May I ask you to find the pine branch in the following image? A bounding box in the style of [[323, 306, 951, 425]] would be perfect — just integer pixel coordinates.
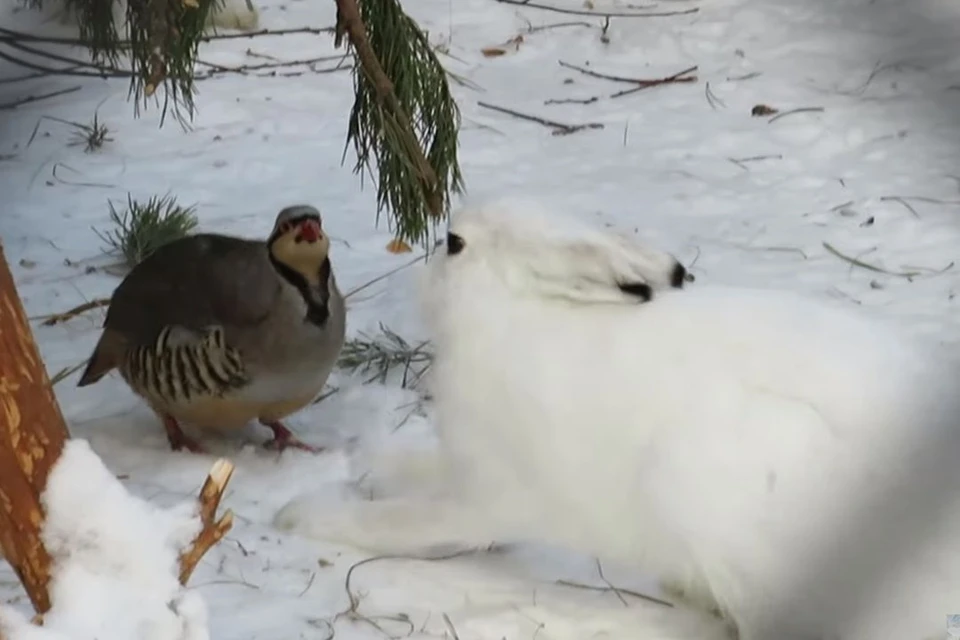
[[334, 0, 465, 247], [19, 0, 220, 125], [337, 323, 433, 388]]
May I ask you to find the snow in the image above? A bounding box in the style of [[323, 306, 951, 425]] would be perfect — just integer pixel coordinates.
[[0, 439, 208, 640], [2, 0, 960, 637]]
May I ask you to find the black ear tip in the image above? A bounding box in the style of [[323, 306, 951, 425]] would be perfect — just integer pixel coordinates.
[[671, 262, 688, 288]]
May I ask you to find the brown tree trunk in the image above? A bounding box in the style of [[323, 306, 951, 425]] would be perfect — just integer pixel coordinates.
[[0, 243, 70, 615]]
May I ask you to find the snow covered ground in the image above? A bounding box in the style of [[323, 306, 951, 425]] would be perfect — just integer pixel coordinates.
[[3, 0, 960, 637]]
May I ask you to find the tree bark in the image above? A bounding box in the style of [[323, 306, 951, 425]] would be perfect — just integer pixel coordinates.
[[0, 243, 70, 615]]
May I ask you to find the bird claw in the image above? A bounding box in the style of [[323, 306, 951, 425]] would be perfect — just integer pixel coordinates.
[[162, 415, 207, 454], [260, 420, 324, 454]]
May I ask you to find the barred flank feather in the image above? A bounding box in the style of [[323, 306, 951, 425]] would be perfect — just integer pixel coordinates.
[[121, 325, 248, 405]]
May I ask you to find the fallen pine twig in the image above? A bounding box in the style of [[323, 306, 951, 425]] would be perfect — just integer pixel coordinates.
[[478, 101, 604, 135], [493, 0, 698, 18], [179, 458, 235, 585], [37, 297, 110, 326], [767, 106, 825, 124], [822, 242, 921, 279], [0, 86, 82, 110]]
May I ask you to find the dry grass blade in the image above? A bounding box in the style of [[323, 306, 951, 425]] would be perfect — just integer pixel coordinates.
[[822, 242, 920, 278], [94, 193, 199, 269]]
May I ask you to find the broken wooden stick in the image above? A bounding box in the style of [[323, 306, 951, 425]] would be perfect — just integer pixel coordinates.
[[179, 458, 235, 585]]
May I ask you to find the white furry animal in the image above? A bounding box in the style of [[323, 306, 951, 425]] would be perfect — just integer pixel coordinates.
[[276, 198, 960, 640], [50, 0, 259, 34]]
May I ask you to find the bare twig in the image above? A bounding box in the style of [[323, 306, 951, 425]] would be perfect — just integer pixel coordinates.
[[727, 154, 782, 170], [526, 21, 594, 33], [822, 242, 920, 279], [0, 86, 82, 110], [544, 96, 598, 105], [0, 25, 333, 47], [194, 54, 353, 80], [767, 107, 825, 124], [493, 0, 699, 18], [343, 244, 439, 300], [478, 101, 604, 136], [337, 549, 481, 616], [555, 579, 674, 607], [558, 60, 648, 84], [37, 297, 110, 326], [609, 66, 697, 98], [555, 61, 698, 101], [50, 361, 88, 386]]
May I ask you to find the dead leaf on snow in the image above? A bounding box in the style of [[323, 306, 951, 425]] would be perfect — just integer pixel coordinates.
[[386, 238, 413, 254]]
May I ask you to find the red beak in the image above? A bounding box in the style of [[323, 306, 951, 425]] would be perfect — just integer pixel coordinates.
[[297, 219, 322, 243]]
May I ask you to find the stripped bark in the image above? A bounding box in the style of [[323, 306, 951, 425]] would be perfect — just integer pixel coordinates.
[[0, 244, 70, 614]]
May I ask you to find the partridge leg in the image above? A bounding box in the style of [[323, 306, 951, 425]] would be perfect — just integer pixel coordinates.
[[161, 414, 206, 454], [260, 419, 324, 453]]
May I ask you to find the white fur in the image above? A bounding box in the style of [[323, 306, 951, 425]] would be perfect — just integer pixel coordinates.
[[276, 197, 960, 640]]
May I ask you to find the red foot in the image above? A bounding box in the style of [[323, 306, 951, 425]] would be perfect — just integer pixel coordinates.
[[161, 415, 206, 454], [260, 420, 324, 453]]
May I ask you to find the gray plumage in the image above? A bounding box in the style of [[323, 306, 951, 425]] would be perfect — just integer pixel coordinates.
[[78, 205, 346, 453]]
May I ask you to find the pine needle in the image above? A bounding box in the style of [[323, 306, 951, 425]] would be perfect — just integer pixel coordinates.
[[342, 0, 465, 247], [337, 323, 433, 387], [95, 193, 198, 268], [55, 0, 219, 125]]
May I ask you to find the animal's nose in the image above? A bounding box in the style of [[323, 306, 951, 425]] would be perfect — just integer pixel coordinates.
[[447, 232, 465, 255], [671, 262, 691, 288]]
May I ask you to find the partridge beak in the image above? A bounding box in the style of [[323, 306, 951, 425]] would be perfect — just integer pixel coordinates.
[[296, 219, 322, 243]]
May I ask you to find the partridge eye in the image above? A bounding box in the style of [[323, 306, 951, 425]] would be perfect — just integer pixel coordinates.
[[447, 232, 465, 256], [280, 222, 293, 233]]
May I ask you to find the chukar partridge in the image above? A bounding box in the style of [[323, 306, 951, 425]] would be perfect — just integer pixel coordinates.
[[77, 205, 346, 454]]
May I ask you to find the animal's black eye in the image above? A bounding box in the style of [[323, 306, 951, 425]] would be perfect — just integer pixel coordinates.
[[447, 232, 465, 256]]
